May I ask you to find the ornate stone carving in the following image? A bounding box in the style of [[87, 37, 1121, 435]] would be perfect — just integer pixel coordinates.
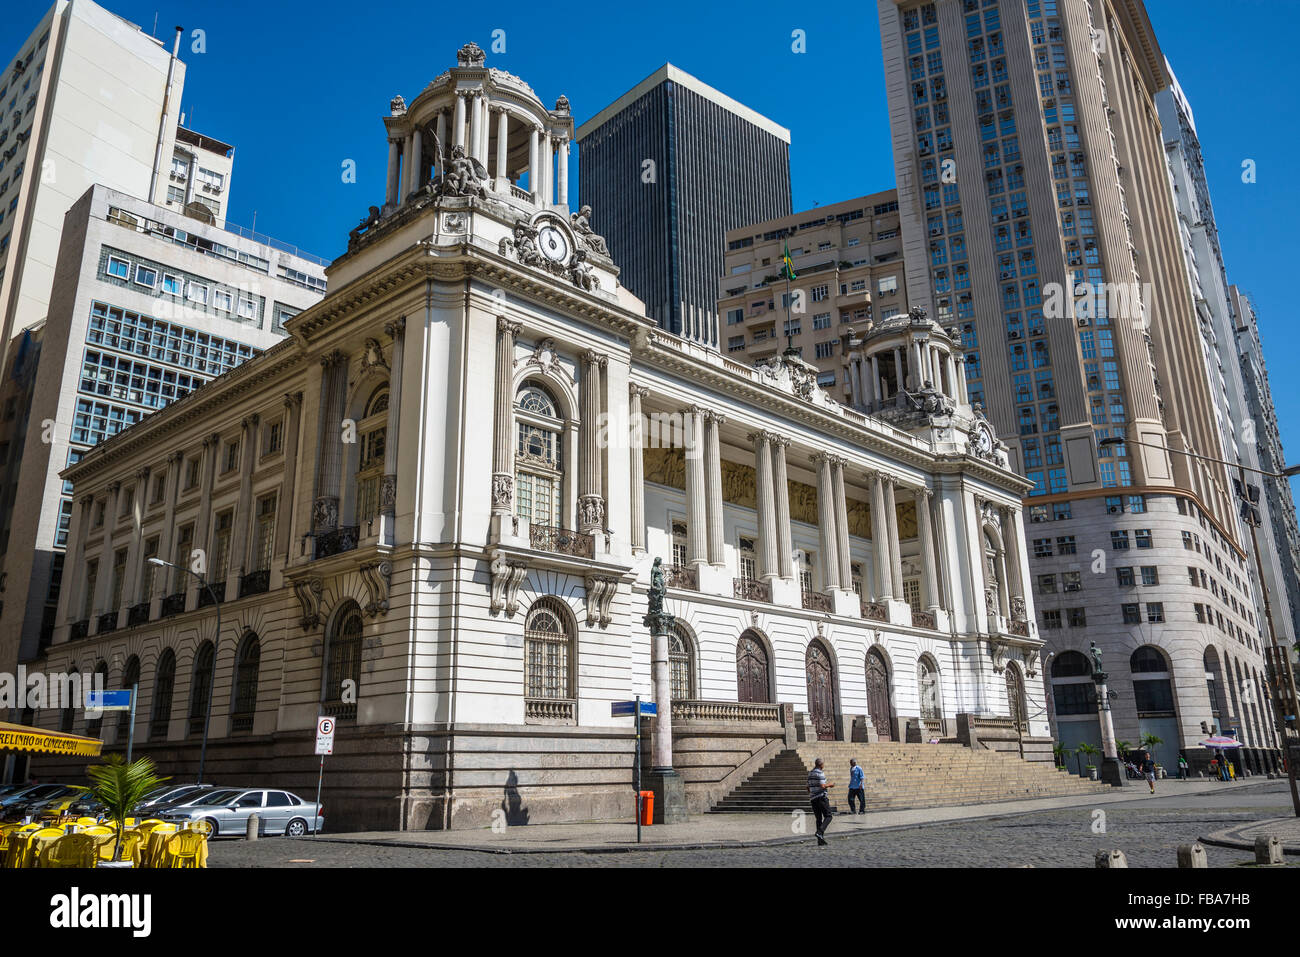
[[491, 473, 513, 510], [359, 561, 392, 617], [570, 205, 610, 257], [1010, 595, 1027, 621], [585, 575, 618, 628], [554, 94, 571, 113], [489, 549, 528, 616], [349, 206, 381, 246], [389, 94, 407, 115], [988, 639, 1009, 674], [1022, 647, 1040, 678], [312, 497, 338, 530], [360, 338, 388, 377], [293, 578, 324, 630], [433, 144, 489, 198], [379, 475, 397, 513], [456, 41, 486, 67], [443, 212, 466, 233], [569, 246, 599, 292], [500, 220, 543, 266], [523, 337, 572, 382], [753, 353, 837, 409], [579, 495, 605, 530]]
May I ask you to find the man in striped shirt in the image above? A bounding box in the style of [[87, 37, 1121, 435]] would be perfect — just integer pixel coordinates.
[[807, 758, 834, 845]]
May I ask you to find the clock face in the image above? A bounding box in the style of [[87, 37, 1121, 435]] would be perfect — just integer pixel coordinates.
[[538, 225, 570, 263], [974, 424, 993, 454]]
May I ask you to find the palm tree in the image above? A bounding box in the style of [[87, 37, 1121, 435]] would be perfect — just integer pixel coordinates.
[[1116, 740, 1133, 760], [1052, 741, 1072, 769], [1140, 732, 1163, 752], [1076, 742, 1101, 776], [85, 755, 169, 863]]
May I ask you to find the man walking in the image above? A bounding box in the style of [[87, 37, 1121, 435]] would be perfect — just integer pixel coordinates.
[[807, 757, 834, 845], [1140, 750, 1156, 794], [846, 758, 865, 815]]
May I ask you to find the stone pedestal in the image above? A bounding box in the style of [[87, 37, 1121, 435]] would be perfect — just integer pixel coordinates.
[[1099, 756, 1126, 787], [646, 769, 688, 824]]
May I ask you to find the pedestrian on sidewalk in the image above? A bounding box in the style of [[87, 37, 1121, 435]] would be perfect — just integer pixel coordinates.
[[807, 758, 835, 845], [1140, 750, 1156, 794], [1177, 753, 1188, 780], [847, 758, 865, 815], [1209, 756, 1220, 781]]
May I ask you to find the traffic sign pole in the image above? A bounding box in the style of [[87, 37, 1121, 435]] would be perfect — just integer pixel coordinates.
[[125, 683, 138, 764], [313, 716, 335, 836], [635, 694, 641, 844]]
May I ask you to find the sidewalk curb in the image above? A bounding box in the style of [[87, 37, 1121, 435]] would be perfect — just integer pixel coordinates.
[[1200, 821, 1300, 856], [303, 779, 1274, 856]]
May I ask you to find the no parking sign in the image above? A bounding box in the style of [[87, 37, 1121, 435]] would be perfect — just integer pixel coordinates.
[[315, 716, 335, 755]]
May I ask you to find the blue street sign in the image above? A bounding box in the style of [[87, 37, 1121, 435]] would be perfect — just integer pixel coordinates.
[[86, 690, 133, 711], [611, 700, 657, 717]]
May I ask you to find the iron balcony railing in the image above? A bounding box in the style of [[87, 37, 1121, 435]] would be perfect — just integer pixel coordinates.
[[161, 592, 187, 617], [665, 564, 698, 590], [197, 582, 226, 607], [529, 524, 594, 559], [69, 619, 89, 642], [802, 590, 833, 613], [97, 612, 118, 634], [127, 602, 152, 627], [239, 569, 271, 597], [733, 578, 771, 603], [314, 526, 360, 560]]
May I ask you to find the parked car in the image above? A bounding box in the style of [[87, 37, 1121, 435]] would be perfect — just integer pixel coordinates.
[[134, 783, 216, 814], [144, 787, 244, 816], [160, 788, 323, 837], [2, 784, 83, 818]]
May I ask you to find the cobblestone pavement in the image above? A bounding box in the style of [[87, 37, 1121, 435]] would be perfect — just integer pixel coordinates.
[[209, 781, 1297, 868]]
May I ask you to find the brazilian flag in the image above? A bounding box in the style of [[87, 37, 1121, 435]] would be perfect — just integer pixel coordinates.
[[782, 241, 797, 281]]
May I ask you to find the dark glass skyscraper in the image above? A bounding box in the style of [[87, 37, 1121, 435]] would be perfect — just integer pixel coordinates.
[[577, 65, 791, 348]]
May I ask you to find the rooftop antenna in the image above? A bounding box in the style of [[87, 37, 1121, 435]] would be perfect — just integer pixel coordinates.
[[151, 13, 158, 37]]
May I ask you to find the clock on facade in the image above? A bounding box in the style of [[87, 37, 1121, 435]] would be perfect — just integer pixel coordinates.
[[973, 422, 994, 456], [538, 224, 570, 263]]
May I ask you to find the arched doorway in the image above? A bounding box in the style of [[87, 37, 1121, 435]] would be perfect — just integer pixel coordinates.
[[736, 631, 770, 703], [805, 640, 836, 741], [1005, 663, 1027, 731], [865, 647, 894, 741]]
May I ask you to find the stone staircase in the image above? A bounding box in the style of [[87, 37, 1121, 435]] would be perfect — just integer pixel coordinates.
[[709, 741, 1111, 813]]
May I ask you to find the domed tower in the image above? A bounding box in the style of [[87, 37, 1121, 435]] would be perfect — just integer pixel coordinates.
[[337, 42, 621, 301]]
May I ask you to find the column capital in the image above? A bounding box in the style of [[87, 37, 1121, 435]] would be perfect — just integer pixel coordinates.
[[497, 315, 522, 339], [106, 481, 121, 494], [240, 413, 260, 432], [582, 349, 607, 369], [770, 433, 791, 449], [746, 429, 777, 446], [385, 316, 407, 339], [915, 485, 934, 501], [134, 467, 150, 482], [683, 404, 706, 418], [704, 411, 726, 425], [283, 391, 303, 411], [319, 349, 346, 369], [168, 450, 185, 464], [810, 451, 835, 467], [629, 384, 649, 400]]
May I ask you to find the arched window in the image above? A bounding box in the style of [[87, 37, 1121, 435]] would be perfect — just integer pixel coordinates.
[[670, 624, 695, 701], [1051, 651, 1091, 678], [355, 386, 389, 528], [524, 599, 574, 706], [150, 648, 176, 741], [1203, 647, 1224, 726], [231, 632, 261, 732], [116, 655, 140, 740], [324, 604, 363, 719], [736, 631, 770, 704], [1050, 650, 1096, 716], [918, 656, 942, 721], [865, 648, 894, 741], [515, 382, 562, 529], [1130, 646, 1174, 714], [86, 661, 109, 737], [188, 641, 215, 737]]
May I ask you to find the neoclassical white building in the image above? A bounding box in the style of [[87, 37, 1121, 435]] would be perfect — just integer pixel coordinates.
[[27, 45, 1047, 830]]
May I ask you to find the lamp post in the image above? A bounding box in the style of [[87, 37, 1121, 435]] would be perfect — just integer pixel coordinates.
[[148, 557, 221, 784], [1098, 435, 1300, 816]]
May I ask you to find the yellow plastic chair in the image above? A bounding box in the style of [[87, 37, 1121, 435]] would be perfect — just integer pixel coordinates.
[[39, 832, 98, 868], [188, 819, 213, 837], [82, 825, 113, 836], [75, 817, 99, 827], [98, 829, 144, 866], [135, 819, 165, 834], [164, 830, 207, 869]]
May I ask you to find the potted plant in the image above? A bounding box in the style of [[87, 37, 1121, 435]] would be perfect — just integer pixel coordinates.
[[1076, 742, 1101, 780], [85, 754, 169, 867], [1053, 741, 1072, 771]]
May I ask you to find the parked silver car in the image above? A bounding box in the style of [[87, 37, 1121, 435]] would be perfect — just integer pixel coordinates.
[[159, 788, 323, 837]]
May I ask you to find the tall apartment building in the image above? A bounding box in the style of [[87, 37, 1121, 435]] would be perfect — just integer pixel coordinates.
[[717, 192, 910, 404], [1232, 286, 1300, 647], [1158, 66, 1300, 666], [161, 127, 234, 229], [0, 0, 193, 368], [0, 184, 326, 680], [878, 0, 1279, 773], [577, 64, 792, 349]]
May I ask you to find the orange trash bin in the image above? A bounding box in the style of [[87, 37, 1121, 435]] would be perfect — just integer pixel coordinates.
[[638, 790, 654, 826]]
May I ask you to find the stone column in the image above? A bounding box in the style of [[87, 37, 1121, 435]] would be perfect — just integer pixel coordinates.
[[435, 111, 447, 175], [409, 126, 423, 194], [868, 471, 891, 599], [884, 476, 903, 598], [916, 487, 940, 611], [469, 94, 482, 162], [814, 453, 840, 590], [892, 347, 904, 395], [155, 452, 183, 602], [557, 138, 569, 207], [578, 351, 606, 534], [540, 133, 551, 206], [190, 436, 218, 608], [91, 482, 122, 620], [313, 351, 348, 533], [453, 92, 466, 150], [528, 127, 540, 202], [495, 109, 508, 185], [231, 415, 259, 593], [380, 319, 405, 546], [772, 436, 794, 580], [401, 134, 413, 199], [123, 468, 149, 607], [832, 458, 852, 589], [629, 386, 648, 553], [685, 407, 708, 568], [1002, 505, 1025, 617], [704, 412, 725, 567], [871, 353, 881, 403], [275, 394, 303, 562], [752, 432, 778, 580], [955, 352, 969, 399], [62, 497, 91, 622], [491, 318, 522, 523], [385, 138, 400, 205]]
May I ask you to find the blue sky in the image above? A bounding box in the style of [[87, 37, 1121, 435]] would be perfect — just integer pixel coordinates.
[[7, 0, 1298, 483]]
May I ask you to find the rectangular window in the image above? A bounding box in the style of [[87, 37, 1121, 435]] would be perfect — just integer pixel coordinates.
[[254, 493, 277, 572], [107, 257, 130, 279], [1037, 574, 1056, 594], [1042, 609, 1061, 629], [133, 264, 158, 287], [1111, 530, 1130, 550], [83, 560, 99, 619], [1146, 602, 1165, 623], [162, 274, 182, 296], [187, 282, 208, 305], [1033, 538, 1053, 558], [140, 536, 159, 600], [1062, 571, 1082, 592], [1135, 529, 1152, 549], [263, 419, 283, 456], [1122, 603, 1141, 625], [211, 511, 234, 582], [1056, 536, 1076, 555], [1067, 607, 1086, 627], [1140, 566, 1159, 586], [1116, 566, 1134, 587]]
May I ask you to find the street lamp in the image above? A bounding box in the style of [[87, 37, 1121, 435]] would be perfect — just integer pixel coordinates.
[[1097, 434, 1300, 816], [147, 557, 221, 785]]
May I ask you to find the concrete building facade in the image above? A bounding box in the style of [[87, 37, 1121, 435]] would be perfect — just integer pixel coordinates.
[[22, 46, 1049, 831], [877, 0, 1279, 773], [717, 192, 910, 406], [577, 65, 792, 350]]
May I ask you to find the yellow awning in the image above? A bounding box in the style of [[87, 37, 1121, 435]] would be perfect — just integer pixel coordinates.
[[0, 721, 102, 757]]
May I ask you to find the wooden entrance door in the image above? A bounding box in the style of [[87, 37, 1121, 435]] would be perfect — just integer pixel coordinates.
[[866, 648, 894, 741], [736, 632, 770, 703], [805, 640, 836, 740], [1006, 665, 1027, 731]]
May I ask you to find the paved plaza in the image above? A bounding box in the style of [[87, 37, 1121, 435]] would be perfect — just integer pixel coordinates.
[[207, 777, 1300, 868]]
